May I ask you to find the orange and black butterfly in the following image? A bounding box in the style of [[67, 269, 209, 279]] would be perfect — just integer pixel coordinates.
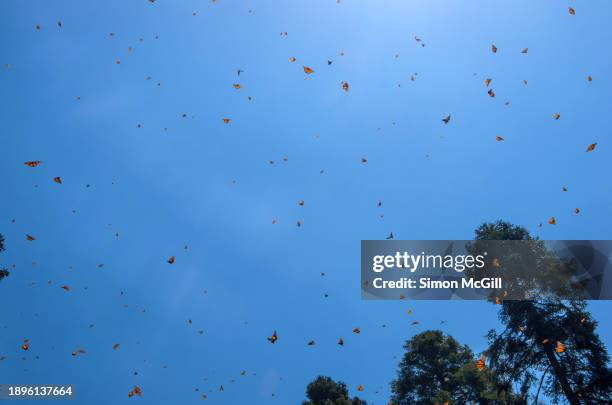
[[267, 331, 278, 344], [442, 114, 451, 124], [586, 143, 597, 152], [24, 161, 42, 167], [477, 355, 486, 370], [303, 66, 314, 74], [556, 341, 565, 353], [167, 256, 175, 264]]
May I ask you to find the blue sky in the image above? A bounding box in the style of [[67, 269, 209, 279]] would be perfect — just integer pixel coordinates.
[[0, 0, 611, 404]]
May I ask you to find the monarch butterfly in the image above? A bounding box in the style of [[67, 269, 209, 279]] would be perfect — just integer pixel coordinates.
[[303, 66, 314, 74], [267, 331, 278, 344], [24, 161, 42, 167], [477, 355, 486, 370], [549, 217, 556, 225], [223, 118, 231, 124], [557, 341, 565, 353], [586, 143, 597, 152], [167, 256, 175, 264]]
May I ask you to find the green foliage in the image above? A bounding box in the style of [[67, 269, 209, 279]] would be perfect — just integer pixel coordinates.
[[390, 330, 522, 404], [477, 221, 612, 404], [473, 221, 533, 241], [302, 376, 366, 405]]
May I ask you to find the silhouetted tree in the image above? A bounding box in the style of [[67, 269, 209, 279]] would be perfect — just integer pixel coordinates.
[[475, 221, 612, 404], [391, 330, 524, 404], [303, 376, 366, 405], [0, 234, 8, 281]]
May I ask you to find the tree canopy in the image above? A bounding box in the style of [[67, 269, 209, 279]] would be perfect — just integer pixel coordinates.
[[390, 330, 523, 404], [476, 221, 612, 404], [302, 376, 366, 405]]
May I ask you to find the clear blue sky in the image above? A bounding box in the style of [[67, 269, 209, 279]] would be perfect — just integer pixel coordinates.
[[0, 1, 611, 404]]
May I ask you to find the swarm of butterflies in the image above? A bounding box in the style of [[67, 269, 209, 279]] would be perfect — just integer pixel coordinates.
[[7, 1, 601, 403]]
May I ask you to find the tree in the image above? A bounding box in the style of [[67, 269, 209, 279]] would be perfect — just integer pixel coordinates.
[[475, 221, 612, 404], [390, 330, 524, 404], [302, 376, 366, 405], [0, 234, 8, 281]]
